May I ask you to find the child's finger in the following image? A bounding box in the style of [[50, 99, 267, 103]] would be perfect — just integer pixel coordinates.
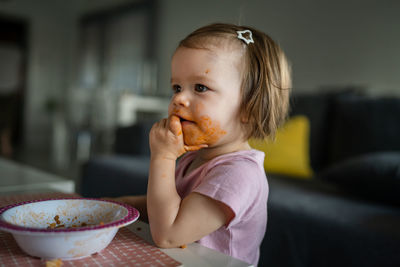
[[161, 118, 168, 128], [152, 119, 166, 130], [168, 115, 182, 136], [184, 144, 208, 151]]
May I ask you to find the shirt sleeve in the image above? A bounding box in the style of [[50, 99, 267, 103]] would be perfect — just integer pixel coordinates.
[[192, 158, 265, 228]]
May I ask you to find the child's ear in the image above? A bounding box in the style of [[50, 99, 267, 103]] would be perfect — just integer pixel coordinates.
[[240, 114, 249, 123]]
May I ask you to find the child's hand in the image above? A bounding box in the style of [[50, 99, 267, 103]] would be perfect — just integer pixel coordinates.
[[169, 115, 208, 152], [150, 115, 207, 160], [149, 115, 185, 160]]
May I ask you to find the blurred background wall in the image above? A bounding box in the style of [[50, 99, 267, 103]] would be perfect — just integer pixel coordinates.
[[0, 0, 399, 161], [156, 0, 400, 95]]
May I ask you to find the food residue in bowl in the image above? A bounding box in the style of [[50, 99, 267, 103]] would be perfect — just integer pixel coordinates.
[[47, 215, 104, 229], [48, 215, 65, 229]]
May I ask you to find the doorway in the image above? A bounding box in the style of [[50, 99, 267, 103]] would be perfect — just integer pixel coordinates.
[[0, 14, 28, 157]]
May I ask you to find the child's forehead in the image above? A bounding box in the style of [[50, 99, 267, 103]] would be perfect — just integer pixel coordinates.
[[172, 46, 243, 76], [180, 34, 244, 54], [174, 41, 244, 68]]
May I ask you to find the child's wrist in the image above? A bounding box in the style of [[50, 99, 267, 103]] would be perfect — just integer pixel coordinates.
[[150, 153, 178, 162]]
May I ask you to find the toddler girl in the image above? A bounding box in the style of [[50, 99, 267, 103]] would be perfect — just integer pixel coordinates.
[[112, 23, 291, 266]]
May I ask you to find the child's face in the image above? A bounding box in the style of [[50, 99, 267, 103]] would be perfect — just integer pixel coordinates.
[[168, 46, 245, 147]]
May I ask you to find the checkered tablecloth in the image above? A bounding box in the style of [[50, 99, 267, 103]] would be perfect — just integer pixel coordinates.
[[0, 193, 181, 267]]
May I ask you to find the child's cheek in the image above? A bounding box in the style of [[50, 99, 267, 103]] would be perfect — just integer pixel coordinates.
[[182, 115, 226, 146], [168, 104, 177, 116]]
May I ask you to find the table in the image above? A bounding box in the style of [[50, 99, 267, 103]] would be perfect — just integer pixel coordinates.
[[0, 158, 74, 195], [129, 221, 251, 267], [0, 193, 251, 267]]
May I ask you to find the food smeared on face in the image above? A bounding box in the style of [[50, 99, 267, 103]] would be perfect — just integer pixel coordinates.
[[171, 103, 227, 147], [205, 69, 210, 74], [181, 115, 227, 146]]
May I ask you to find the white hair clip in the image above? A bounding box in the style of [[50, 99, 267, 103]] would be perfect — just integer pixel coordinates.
[[236, 30, 254, 45]]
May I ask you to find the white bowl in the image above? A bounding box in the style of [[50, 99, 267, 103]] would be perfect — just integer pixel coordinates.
[[0, 198, 139, 260]]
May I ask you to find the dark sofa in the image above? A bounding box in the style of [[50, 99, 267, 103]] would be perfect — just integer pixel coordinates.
[[80, 89, 400, 267]]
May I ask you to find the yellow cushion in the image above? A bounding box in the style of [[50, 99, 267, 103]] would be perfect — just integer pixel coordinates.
[[249, 115, 313, 178]]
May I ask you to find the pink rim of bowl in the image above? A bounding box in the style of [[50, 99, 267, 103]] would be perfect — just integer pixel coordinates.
[[0, 198, 140, 233]]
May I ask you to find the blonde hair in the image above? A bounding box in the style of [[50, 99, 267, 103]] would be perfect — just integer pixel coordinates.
[[178, 23, 291, 139]]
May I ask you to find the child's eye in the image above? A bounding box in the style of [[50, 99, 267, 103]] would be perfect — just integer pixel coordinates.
[[172, 85, 182, 93], [194, 84, 209, 93]]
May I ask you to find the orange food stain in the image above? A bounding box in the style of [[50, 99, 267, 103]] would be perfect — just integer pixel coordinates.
[[172, 107, 178, 113], [182, 115, 226, 146], [45, 258, 63, 267], [180, 244, 187, 249], [171, 105, 226, 147], [54, 215, 61, 224], [205, 69, 210, 74]]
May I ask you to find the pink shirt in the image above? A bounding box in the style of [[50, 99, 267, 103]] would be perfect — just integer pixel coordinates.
[[175, 149, 268, 266]]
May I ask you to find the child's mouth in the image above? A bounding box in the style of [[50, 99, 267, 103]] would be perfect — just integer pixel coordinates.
[[179, 117, 194, 125]]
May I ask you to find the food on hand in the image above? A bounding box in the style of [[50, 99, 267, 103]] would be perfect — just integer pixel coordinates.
[[169, 115, 182, 136]]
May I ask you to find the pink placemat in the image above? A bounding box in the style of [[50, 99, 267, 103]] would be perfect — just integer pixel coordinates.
[[0, 193, 181, 267]]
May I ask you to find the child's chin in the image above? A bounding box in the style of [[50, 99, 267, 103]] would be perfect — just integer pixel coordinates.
[[183, 137, 208, 147], [184, 140, 207, 147]]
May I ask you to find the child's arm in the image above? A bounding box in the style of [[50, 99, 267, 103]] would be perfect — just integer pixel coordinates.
[[147, 116, 234, 248]]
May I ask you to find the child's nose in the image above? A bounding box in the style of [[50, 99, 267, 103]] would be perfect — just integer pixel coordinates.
[[172, 91, 190, 108]]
